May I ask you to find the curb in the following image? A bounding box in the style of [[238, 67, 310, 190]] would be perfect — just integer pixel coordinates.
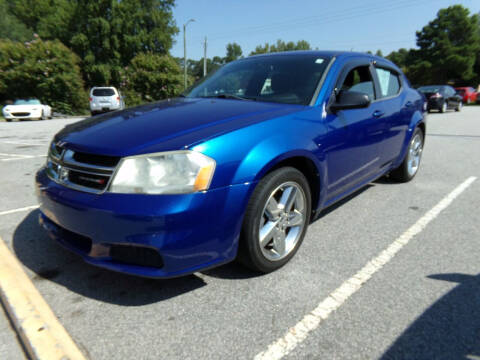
[[0, 236, 87, 360]]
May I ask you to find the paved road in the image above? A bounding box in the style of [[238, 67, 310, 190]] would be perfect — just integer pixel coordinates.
[[0, 109, 479, 360]]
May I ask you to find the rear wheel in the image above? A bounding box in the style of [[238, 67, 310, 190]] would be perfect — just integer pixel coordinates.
[[390, 127, 424, 182], [238, 167, 311, 273], [6, 119, 12, 122], [41, 110, 47, 120], [455, 102, 462, 112]]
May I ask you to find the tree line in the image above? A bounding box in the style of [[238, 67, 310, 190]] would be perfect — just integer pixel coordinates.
[[0, 2, 479, 114]]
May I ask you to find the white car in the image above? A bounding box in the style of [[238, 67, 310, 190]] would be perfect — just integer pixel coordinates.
[[89, 87, 125, 115], [2, 99, 52, 121]]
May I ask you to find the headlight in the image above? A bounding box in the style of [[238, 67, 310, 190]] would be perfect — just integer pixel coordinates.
[[109, 151, 216, 194]]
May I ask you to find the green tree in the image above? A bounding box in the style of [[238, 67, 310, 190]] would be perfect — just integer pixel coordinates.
[[387, 48, 410, 69], [0, 39, 87, 114], [10, 0, 178, 88], [0, 0, 32, 41], [225, 42, 243, 63], [412, 5, 480, 84], [190, 58, 223, 79], [124, 53, 183, 105], [249, 39, 311, 55], [9, 0, 73, 43], [375, 49, 383, 57]]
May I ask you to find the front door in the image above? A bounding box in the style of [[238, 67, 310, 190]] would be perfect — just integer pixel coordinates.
[[323, 63, 384, 201]]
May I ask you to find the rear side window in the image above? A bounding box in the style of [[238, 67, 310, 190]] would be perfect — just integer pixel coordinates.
[[375, 68, 401, 98], [340, 66, 375, 100], [92, 89, 116, 96]]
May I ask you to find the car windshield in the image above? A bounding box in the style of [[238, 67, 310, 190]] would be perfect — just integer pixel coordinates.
[[92, 88, 116, 96], [14, 99, 41, 105], [418, 86, 441, 93], [185, 54, 331, 105]]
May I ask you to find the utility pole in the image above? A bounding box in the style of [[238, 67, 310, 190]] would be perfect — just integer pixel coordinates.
[[183, 19, 195, 90], [203, 37, 208, 77]]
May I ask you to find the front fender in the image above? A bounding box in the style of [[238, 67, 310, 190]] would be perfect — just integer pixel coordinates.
[[232, 134, 322, 184]]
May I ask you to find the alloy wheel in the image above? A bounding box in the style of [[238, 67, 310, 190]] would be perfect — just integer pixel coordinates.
[[407, 133, 423, 177], [258, 182, 307, 261]]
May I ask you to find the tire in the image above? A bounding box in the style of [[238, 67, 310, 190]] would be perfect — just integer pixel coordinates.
[[440, 101, 447, 113], [6, 119, 12, 122], [91, 111, 97, 116], [41, 110, 46, 120], [390, 127, 424, 183], [238, 167, 312, 273], [467, 98, 471, 105], [455, 102, 462, 112]]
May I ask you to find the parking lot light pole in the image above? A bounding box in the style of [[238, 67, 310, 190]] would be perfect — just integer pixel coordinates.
[[183, 19, 195, 90]]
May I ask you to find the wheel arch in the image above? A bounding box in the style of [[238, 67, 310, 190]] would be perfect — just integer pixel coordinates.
[[248, 151, 325, 220]]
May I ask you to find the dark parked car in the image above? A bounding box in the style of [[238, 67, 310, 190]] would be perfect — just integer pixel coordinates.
[[418, 85, 462, 113], [36, 51, 426, 278]]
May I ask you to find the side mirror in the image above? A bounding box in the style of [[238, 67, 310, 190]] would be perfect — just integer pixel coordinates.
[[330, 90, 371, 112]]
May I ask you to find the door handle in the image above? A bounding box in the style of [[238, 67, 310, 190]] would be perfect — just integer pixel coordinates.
[[372, 110, 384, 118], [405, 101, 413, 107]]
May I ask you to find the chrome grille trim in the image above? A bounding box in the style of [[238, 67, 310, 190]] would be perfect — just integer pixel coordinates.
[[63, 150, 116, 172], [46, 143, 118, 194]]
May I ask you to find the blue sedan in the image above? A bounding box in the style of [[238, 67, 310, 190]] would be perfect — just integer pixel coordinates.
[[36, 51, 426, 278]]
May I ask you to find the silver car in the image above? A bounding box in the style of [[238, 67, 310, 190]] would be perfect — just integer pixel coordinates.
[[89, 87, 125, 116]]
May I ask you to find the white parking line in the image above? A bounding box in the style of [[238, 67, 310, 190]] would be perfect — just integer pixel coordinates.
[[0, 205, 39, 217], [1, 141, 47, 146], [255, 176, 477, 360], [0, 153, 47, 162]]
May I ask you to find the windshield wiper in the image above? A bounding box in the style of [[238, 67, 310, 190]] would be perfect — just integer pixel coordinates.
[[203, 94, 257, 101]]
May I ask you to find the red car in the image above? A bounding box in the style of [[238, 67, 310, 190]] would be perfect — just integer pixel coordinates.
[[455, 87, 477, 104]]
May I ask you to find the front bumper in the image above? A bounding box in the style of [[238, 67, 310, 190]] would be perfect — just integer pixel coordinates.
[[35, 168, 253, 278], [3, 110, 42, 119]]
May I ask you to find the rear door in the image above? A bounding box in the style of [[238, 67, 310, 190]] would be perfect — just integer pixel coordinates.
[[324, 60, 384, 200]]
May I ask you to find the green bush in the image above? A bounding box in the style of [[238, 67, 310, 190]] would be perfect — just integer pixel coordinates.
[[122, 53, 183, 106], [0, 39, 88, 114]]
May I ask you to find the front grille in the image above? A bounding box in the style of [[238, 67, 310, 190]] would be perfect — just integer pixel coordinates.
[[12, 112, 30, 116], [46, 142, 120, 194]]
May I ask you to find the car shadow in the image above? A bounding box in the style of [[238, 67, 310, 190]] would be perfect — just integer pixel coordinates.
[[201, 261, 263, 280], [13, 210, 206, 306], [381, 272, 480, 360]]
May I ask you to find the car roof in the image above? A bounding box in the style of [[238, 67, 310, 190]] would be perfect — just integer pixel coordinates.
[[244, 50, 401, 72]]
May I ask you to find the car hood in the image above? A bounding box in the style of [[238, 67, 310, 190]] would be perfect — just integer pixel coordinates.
[[55, 98, 304, 156]]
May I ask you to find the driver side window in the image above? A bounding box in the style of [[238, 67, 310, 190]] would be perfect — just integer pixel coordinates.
[[340, 66, 375, 101]]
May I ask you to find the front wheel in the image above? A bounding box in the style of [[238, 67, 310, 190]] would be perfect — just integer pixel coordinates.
[[41, 110, 47, 120], [238, 167, 311, 273], [440, 101, 447, 113], [455, 102, 462, 112], [390, 127, 424, 182]]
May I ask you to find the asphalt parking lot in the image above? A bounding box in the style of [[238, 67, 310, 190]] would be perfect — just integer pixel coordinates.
[[1, 108, 479, 360]]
